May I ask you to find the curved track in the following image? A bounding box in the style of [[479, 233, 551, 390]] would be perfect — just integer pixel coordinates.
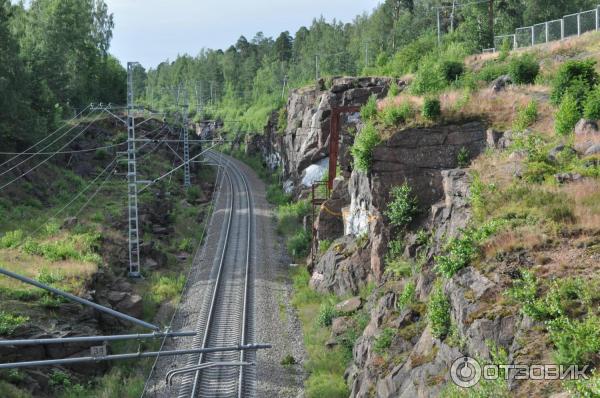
[[177, 151, 255, 398]]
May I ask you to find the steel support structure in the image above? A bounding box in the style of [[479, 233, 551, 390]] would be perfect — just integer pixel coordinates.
[[127, 62, 141, 277], [182, 89, 191, 188]]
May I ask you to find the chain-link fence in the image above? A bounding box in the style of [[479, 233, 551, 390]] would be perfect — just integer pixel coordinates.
[[485, 5, 600, 52]]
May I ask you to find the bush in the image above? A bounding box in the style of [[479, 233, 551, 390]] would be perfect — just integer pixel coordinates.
[[555, 93, 581, 136], [384, 183, 418, 229], [428, 281, 450, 339], [266, 183, 290, 205], [507, 270, 550, 320], [422, 97, 441, 120], [287, 229, 310, 258], [499, 37, 511, 61], [522, 161, 556, 184], [379, 102, 412, 126], [513, 100, 538, 131], [508, 54, 539, 84], [373, 327, 395, 354], [360, 95, 378, 121], [351, 122, 381, 172], [440, 60, 464, 83], [583, 87, 600, 120], [316, 302, 338, 327], [551, 59, 598, 105]]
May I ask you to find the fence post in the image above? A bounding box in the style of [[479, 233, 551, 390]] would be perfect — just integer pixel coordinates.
[[513, 34, 517, 49], [545, 22, 549, 43], [577, 12, 581, 36], [531, 26, 534, 46], [596, 6, 599, 31], [561, 18, 565, 39]]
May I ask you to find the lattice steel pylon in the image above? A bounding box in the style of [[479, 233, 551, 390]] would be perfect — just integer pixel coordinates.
[[127, 62, 141, 278], [182, 88, 191, 188]]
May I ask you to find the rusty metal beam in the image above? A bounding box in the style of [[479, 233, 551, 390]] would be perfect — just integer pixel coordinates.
[[328, 106, 360, 191]]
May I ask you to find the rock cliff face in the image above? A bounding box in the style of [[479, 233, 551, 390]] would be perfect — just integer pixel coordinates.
[[249, 77, 401, 195]]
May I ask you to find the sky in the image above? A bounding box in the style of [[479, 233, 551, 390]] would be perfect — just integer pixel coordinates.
[[104, 0, 377, 69]]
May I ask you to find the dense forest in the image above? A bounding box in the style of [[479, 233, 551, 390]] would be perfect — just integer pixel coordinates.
[[138, 0, 600, 132], [2, 0, 600, 146], [0, 0, 124, 151]]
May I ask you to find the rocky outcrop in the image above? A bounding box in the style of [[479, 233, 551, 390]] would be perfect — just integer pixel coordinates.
[[309, 236, 371, 295]]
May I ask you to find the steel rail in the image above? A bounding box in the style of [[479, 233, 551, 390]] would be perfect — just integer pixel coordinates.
[[188, 152, 236, 397]]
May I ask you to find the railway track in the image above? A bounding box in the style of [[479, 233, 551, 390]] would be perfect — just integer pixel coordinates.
[[177, 151, 256, 398]]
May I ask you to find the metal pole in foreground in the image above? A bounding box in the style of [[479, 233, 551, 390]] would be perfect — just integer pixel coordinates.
[[127, 61, 141, 278], [0, 331, 196, 347], [0, 267, 159, 331], [0, 344, 271, 369], [437, 7, 441, 46], [182, 88, 191, 189]]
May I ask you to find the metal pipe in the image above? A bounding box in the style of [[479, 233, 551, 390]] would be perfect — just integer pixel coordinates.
[[167, 362, 253, 386], [0, 344, 271, 369], [0, 331, 196, 347], [0, 267, 159, 331]]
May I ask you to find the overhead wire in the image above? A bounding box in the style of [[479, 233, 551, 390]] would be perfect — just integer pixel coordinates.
[[0, 104, 92, 168], [0, 141, 127, 155], [0, 110, 106, 191]]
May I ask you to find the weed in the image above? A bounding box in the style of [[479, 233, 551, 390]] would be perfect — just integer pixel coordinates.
[[477, 61, 509, 83], [435, 220, 504, 278], [287, 229, 311, 258], [49, 370, 72, 390], [379, 102, 412, 126], [583, 87, 600, 120], [547, 315, 600, 366], [0, 230, 24, 249], [397, 280, 416, 310], [388, 81, 401, 97], [360, 95, 378, 121], [318, 239, 332, 254], [266, 183, 290, 205], [373, 327, 395, 354], [457, 147, 470, 168], [316, 302, 338, 327], [281, 354, 297, 365], [0, 312, 28, 335], [513, 100, 538, 131], [277, 107, 287, 132]]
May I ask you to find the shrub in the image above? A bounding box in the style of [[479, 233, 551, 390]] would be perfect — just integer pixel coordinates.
[[457, 147, 470, 168], [499, 37, 511, 61], [384, 183, 418, 229], [0, 312, 28, 335], [507, 270, 550, 320], [318, 239, 332, 254], [379, 102, 412, 126], [478, 62, 509, 83], [439, 60, 464, 83], [522, 161, 556, 184], [555, 93, 581, 136], [547, 315, 600, 366], [428, 281, 450, 339], [316, 302, 338, 327], [305, 373, 348, 398], [287, 229, 310, 258], [266, 183, 290, 205], [360, 95, 378, 121], [397, 280, 416, 310], [351, 122, 381, 172], [411, 57, 447, 95], [277, 107, 287, 132], [0, 230, 24, 249], [513, 100, 538, 131], [388, 81, 401, 97], [277, 200, 310, 235], [373, 327, 395, 354], [551, 59, 598, 105], [566, 370, 600, 397], [583, 87, 600, 120], [435, 220, 504, 278], [422, 97, 441, 120], [508, 54, 539, 84]]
